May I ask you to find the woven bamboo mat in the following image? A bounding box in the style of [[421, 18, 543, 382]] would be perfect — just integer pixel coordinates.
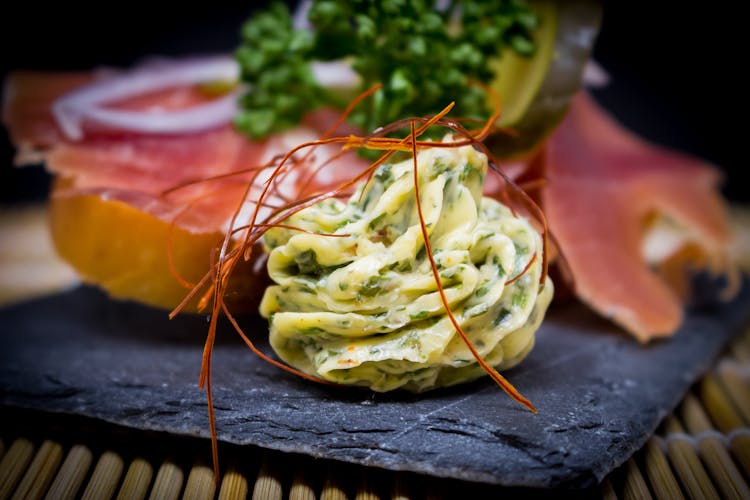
[[0, 326, 747, 499]]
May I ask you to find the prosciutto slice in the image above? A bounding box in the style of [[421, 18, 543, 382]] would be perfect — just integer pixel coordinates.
[[541, 92, 732, 341], [2, 69, 365, 234], [3, 71, 92, 160]]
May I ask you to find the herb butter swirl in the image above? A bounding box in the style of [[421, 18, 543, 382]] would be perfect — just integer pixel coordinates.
[[259, 141, 553, 392]]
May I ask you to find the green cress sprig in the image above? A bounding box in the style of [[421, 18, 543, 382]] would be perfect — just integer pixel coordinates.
[[234, 0, 537, 139]]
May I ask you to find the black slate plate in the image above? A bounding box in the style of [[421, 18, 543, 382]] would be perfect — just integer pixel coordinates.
[[1, 284, 749, 489]]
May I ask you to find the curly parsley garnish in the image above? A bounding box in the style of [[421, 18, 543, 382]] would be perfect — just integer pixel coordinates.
[[235, 0, 537, 139]]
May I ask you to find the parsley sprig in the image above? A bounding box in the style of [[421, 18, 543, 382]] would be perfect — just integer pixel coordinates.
[[235, 0, 537, 139]]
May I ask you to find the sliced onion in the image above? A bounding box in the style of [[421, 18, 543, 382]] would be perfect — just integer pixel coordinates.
[[583, 60, 611, 88], [52, 54, 359, 140], [293, 1, 359, 89], [292, 0, 312, 29], [52, 56, 241, 140], [310, 61, 359, 89]]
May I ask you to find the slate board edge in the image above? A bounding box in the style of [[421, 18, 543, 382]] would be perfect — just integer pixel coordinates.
[[585, 303, 750, 485], [0, 397, 598, 489]]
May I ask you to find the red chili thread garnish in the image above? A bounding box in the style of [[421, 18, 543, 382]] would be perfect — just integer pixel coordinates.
[[164, 171, 273, 292], [506, 253, 538, 286], [166, 83, 552, 479], [517, 178, 547, 193], [486, 158, 549, 288], [407, 120, 537, 413]]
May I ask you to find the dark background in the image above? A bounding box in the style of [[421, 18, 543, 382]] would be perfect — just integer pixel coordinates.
[[1, 2, 746, 203]]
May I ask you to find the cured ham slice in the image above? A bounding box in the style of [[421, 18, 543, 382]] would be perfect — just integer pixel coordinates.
[[3, 69, 364, 233], [3, 71, 92, 162], [542, 92, 732, 341], [2, 64, 367, 312], [47, 128, 264, 232]]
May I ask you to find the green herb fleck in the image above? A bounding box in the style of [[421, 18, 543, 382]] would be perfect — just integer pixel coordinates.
[[374, 163, 394, 187], [300, 326, 325, 335], [439, 268, 457, 280], [492, 255, 506, 276], [368, 212, 386, 231], [359, 275, 385, 297], [459, 164, 474, 182], [409, 310, 429, 321], [514, 241, 529, 255], [294, 249, 323, 275], [397, 260, 413, 272], [512, 292, 527, 309], [493, 308, 512, 327], [399, 332, 421, 350], [430, 159, 450, 179]]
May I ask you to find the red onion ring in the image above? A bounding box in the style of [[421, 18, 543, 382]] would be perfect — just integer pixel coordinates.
[[583, 60, 610, 88], [52, 56, 241, 140], [310, 61, 358, 89], [51, 55, 358, 140]]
